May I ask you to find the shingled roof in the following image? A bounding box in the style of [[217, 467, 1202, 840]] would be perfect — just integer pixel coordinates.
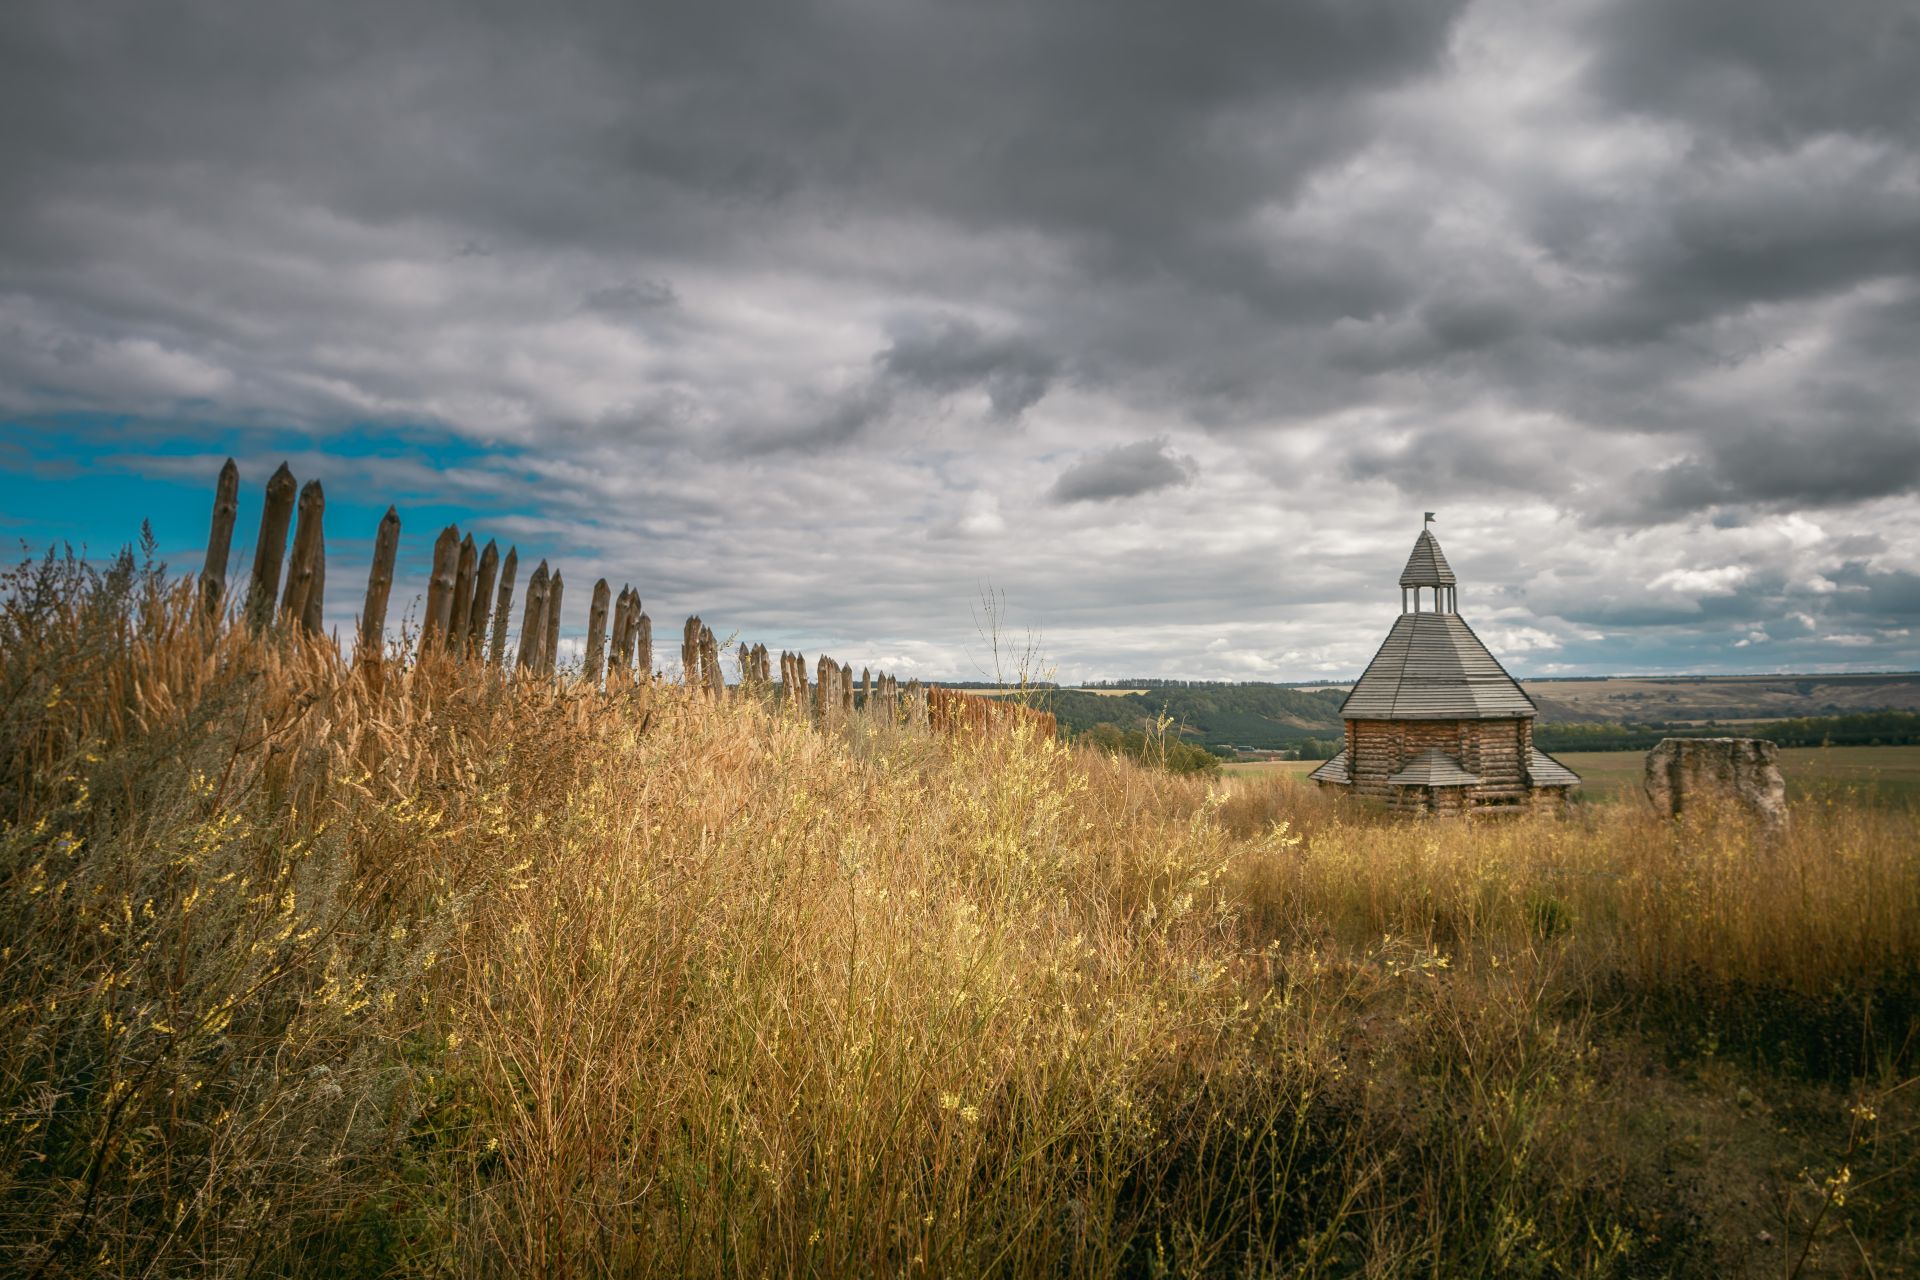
[[1526, 747, 1580, 787], [1307, 749, 1351, 785], [1339, 612, 1537, 720], [1387, 748, 1481, 787], [1398, 530, 1456, 588]]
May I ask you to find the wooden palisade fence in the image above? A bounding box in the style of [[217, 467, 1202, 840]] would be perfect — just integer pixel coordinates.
[[193, 459, 1056, 738]]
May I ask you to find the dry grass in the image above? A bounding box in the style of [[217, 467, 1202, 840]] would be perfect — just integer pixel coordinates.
[[2, 547, 1917, 1277]]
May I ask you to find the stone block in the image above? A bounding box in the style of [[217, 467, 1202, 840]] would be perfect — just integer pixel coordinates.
[[1644, 737, 1788, 829]]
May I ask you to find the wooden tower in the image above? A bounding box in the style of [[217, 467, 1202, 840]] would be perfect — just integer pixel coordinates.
[[1309, 520, 1579, 814]]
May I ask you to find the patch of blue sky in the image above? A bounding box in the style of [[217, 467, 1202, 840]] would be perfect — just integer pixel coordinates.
[[0, 414, 537, 584]]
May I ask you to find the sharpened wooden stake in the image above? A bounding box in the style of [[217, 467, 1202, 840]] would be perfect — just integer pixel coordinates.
[[610, 588, 632, 679], [681, 617, 701, 686], [517, 561, 549, 671], [702, 625, 724, 698], [200, 458, 239, 623], [543, 571, 565, 676], [245, 462, 297, 632], [359, 506, 401, 664], [447, 533, 477, 653], [635, 612, 652, 681], [489, 547, 518, 668], [467, 539, 499, 659], [585, 578, 611, 683], [422, 525, 460, 651], [619, 591, 642, 677], [281, 479, 327, 634], [304, 534, 326, 636]]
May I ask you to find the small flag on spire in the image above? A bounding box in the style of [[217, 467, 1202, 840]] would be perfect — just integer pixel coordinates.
[[1423, 511, 1436, 526]]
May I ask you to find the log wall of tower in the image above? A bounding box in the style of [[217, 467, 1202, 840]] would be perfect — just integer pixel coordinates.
[[1343, 716, 1543, 812]]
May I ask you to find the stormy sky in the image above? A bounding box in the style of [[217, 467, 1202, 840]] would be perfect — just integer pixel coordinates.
[[3, 0, 1918, 681]]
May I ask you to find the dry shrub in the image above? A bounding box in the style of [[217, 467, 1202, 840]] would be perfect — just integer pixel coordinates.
[[2, 549, 1915, 1277]]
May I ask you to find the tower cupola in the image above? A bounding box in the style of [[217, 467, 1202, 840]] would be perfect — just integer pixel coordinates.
[[1399, 514, 1456, 613]]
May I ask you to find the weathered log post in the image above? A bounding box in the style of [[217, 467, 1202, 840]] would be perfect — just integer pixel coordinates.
[[359, 505, 401, 665], [516, 561, 550, 671], [279, 480, 325, 632], [635, 612, 652, 681], [488, 548, 518, 669], [814, 656, 834, 726], [447, 533, 478, 654], [681, 617, 701, 686], [244, 462, 297, 631], [585, 578, 611, 683], [619, 592, 643, 677], [609, 588, 632, 680], [905, 679, 928, 730], [421, 525, 461, 651], [281, 479, 326, 634], [790, 653, 808, 715], [757, 645, 771, 685], [738, 641, 755, 687], [702, 625, 725, 699], [543, 572, 565, 676], [200, 457, 240, 623], [841, 662, 854, 721], [304, 535, 326, 637], [467, 539, 499, 659]]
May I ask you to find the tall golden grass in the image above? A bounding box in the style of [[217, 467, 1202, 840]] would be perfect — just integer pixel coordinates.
[[2, 546, 1916, 1277]]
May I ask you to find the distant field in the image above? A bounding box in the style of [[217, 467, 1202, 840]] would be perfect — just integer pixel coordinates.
[[1222, 745, 1920, 807], [1523, 672, 1920, 723], [1221, 759, 1321, 779], [1556, 745, 1920, 806]]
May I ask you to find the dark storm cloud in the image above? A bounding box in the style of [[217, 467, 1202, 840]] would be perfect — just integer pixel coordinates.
[[876, 318, 1059, 419], [3, 0, 1920, 676], [1049, 439, 1197, 504], [1583, 0, 1920, 144], [582, 281, 678, 316], [1623, 421, 1920, 521]]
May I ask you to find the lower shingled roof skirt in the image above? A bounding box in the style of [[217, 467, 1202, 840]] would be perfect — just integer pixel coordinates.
[[1342, 711, 1537, 721]]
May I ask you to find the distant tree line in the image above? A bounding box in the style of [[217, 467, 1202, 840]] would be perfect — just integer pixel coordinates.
[[1077, 723, 1223, 774]]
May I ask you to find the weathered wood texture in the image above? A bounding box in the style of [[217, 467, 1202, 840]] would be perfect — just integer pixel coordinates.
[[467, 539, 499, 659], [927, 686, 1058, 739], [359, 506, 401, 663], [422, 525, 461, 651], [702, 625, 724, 698], [517, 562, 550, 671], [585, 579, 611, 683], [281, 479, 327, 633], [489, 548, 518, 668], [200, 457, 239, 621], [1338, 717, 1555, 814], [681, 617, 702, 686], [610, 588, 633, 678], [245, 463, 298, 631], [635, 613, 652, 680], [542, 572, 564, 675], [447, 533, 477, 653], [304, 535, 326, 636]]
